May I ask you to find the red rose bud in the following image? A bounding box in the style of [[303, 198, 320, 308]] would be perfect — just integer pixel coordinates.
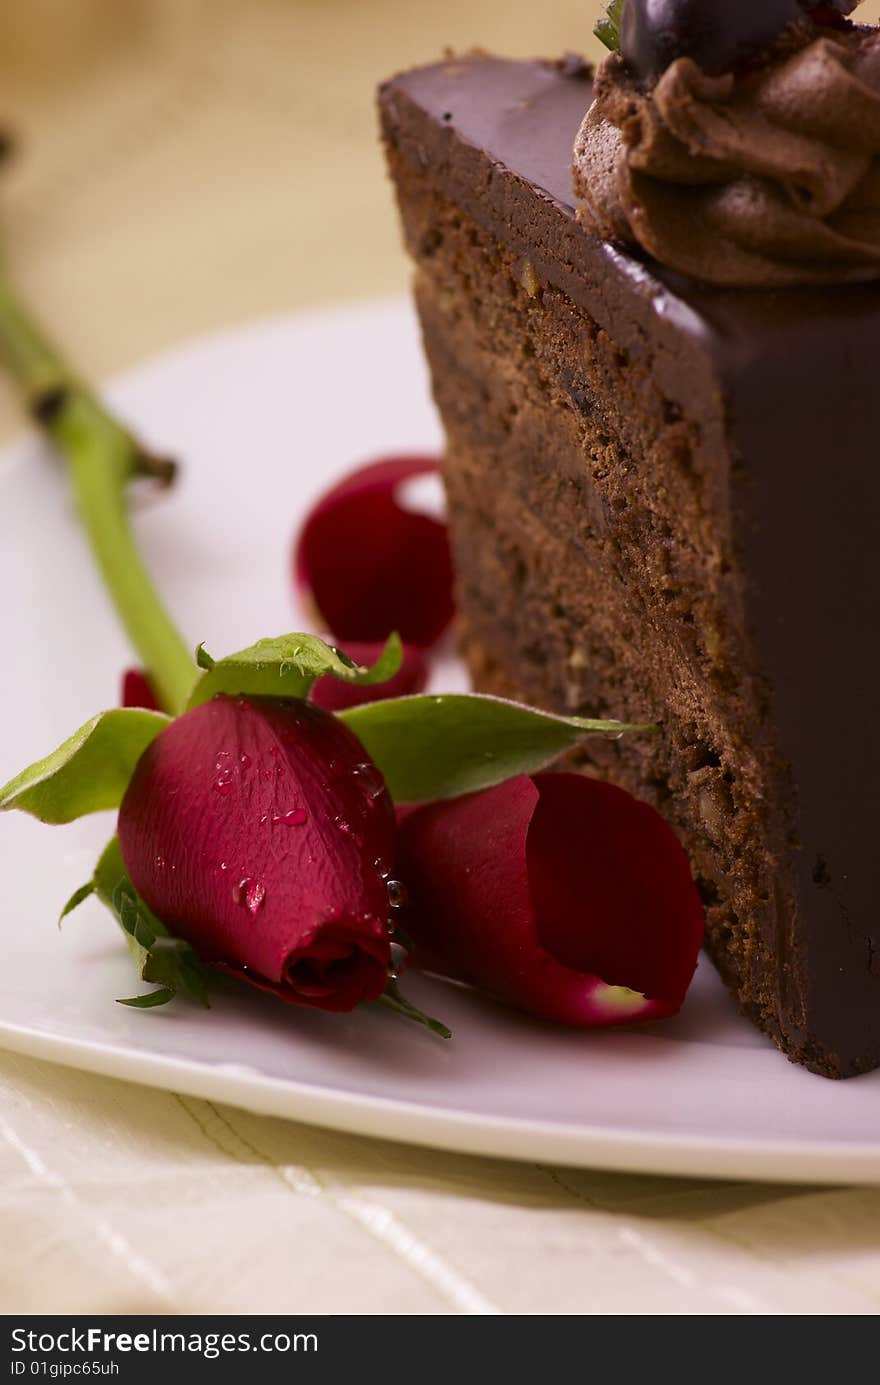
[[294, 457, 455, 647], [397, 774, 704, 1026], [118, 696, 395, 1011], [121, 668, 160, 711], [310, 641, 429, 713]]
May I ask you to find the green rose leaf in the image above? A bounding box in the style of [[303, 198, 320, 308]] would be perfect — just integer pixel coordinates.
[[375, 977, 452, 1040], [374, 980, 451, 1035], [93, 837, 210, 1009], [340, 693, 656, 803], [117, 987, 177, 1009], [58, 881, 95, 927], [595, 0, 624, 53], [187, 631, 402, 708], [0, 709, 169, 824]]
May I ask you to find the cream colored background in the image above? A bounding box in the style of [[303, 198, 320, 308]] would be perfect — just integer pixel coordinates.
[[1, 0, 879, 435], [2, 0, 880, 1316]]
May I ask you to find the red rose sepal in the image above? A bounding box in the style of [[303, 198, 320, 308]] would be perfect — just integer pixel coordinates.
[[397, 773, 704, 1025], [294, 457, 455, 647], [118, 695, 395, 1011]]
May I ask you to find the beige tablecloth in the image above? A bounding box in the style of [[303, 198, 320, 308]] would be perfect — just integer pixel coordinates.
[[2, 0, 880, 1316]]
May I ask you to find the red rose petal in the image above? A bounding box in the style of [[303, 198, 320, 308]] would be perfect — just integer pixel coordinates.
[[310, 641, 429, 712], [121, 668, 160, 711], [118, 696, 394, 1012], [396, 773, 704, 1026], [294, 456, 455, 647]]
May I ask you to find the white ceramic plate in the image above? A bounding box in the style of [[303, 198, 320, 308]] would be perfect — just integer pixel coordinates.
[[1, 298, 878, 1186]]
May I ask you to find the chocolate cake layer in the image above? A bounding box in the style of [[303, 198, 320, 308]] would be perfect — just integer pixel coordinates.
[[379, 55, 880, 1077]]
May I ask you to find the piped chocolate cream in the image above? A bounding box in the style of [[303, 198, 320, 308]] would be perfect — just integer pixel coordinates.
[[575, 28, 880, 285]]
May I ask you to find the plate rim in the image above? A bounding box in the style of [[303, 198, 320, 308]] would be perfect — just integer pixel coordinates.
[[1, 1016, 879, 1185]]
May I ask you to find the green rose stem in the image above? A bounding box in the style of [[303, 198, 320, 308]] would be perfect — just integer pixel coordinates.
[[0, 267, 195, 714]]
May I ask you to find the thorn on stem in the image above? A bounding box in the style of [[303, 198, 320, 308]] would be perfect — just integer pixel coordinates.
[[31, 385, 69, 425], [134, 448, 178, 489]]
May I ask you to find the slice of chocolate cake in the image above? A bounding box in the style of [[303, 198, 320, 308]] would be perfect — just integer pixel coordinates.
[[379, 19, 880, 1077]]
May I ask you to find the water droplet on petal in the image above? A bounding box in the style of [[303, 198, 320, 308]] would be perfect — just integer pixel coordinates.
[[387, 879, 407, 909], [233, 877, 266, 914], [353, 761, 386, 800], [333, 815, 362, 846], [273, 809, 307, 827], [389, 941, 408, 978], [239, 753, 252, 769], [373, 856, 391, 880], [214, 779, 234, 796], [154, 855, 166, 870]]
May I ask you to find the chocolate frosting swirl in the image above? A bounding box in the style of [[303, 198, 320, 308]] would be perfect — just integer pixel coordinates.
[[574, 29, 880, 287]]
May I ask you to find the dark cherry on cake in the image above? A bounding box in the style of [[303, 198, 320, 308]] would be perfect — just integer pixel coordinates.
[[379, 6, 880, 1076], [620, 0, 859, 79]]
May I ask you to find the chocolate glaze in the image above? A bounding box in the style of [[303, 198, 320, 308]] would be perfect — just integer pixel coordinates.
[[381, 55, 880, 1074]]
